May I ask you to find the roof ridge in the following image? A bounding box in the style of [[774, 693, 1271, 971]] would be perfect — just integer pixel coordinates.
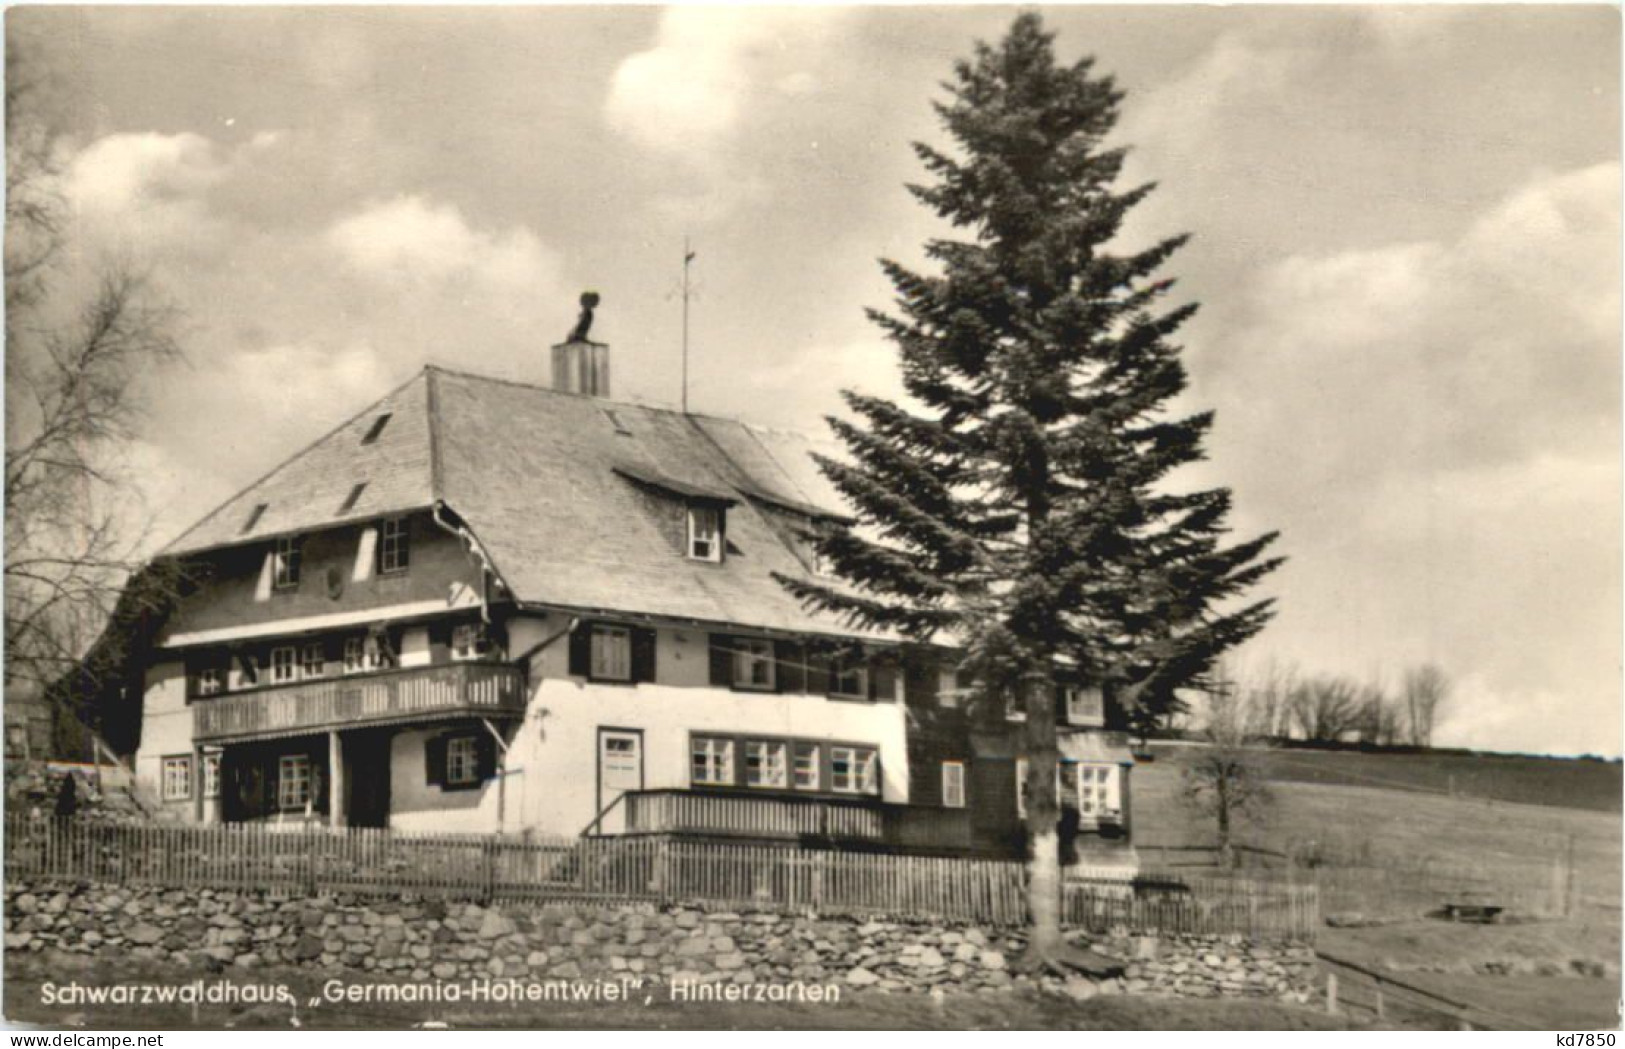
[[158, 368, 431, 556], [424, 362, 828, 440]]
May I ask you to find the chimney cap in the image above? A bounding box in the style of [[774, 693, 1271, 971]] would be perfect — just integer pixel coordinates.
[[565, 290, 602, 343]]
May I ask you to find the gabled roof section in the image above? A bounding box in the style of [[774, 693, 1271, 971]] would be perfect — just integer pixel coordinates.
[[161, 370, 437, 555]]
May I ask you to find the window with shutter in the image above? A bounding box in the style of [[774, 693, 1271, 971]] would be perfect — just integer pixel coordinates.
[[591, 625, 632, 681]]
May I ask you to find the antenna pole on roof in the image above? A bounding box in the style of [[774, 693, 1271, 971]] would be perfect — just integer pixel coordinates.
[[681, 237, 695, 414]]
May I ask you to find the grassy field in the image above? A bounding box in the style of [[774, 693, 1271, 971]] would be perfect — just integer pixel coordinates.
[[1135, 746, 1622, 902], [2, 954, 1366, 1031], [1147, 744, 1622, 813], [1133, 742, 1622, 1030]]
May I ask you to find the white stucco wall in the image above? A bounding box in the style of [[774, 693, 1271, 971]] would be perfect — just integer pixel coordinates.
[[388, 724, 493, 832], [133, 661, 197, 820], [497, 614, 910, 837]]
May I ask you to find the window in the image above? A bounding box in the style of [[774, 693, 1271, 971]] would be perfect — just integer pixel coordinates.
[[202, 753, 221, 799], [1079, 764, 1120, 819], [1014, 759, 1121, 821], [241, 502, 268, 534], [161, 756, 192, 802], [691, 736, 734, 786], [745, 740, 788, 788], [452, 624, 493, 661], [196, 667, 224, 697], [938, 668, 971, 710], [731, 638, 775, 690], [379, 517, 410, 574], [343, 637, 366, 674], [829, 652, 868, 700], [590, 625, 632, 681], [1065, 687, 1105, 726], [365, 633, 397, 671], [301, 642, 325, 678], [687, 507, 722, 562], [270, 646, 297, 684], [942, 761, 966, 808], [361, 412, 392, 445], [338, 482, 368, 515], [273, 536, 302, 589], [1005, 692, 1026, 722], [277, 755, 312, 811], [792, 742, 821, 791], [830, 745, 878, 795], [445, 736, 480, 787]]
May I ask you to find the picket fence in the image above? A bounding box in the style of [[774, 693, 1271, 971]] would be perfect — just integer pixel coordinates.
[[2, 817, 1319, 941]]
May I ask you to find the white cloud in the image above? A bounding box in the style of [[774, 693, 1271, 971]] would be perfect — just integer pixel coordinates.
[[1214, 163, 1621, 757], [605, 7, 850, 160], [64, 131, 230, 214], [326, 194, 564, 295]]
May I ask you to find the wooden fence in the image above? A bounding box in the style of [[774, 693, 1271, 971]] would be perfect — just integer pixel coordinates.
[[2, 817, 1318, 940]]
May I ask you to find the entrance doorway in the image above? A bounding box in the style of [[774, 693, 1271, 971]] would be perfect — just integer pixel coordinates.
[[596, 728, 643, 834], [344, 728, 392, 828]]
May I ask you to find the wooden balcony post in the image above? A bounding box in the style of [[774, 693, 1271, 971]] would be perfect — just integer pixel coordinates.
[[329, 730, 345, 829]]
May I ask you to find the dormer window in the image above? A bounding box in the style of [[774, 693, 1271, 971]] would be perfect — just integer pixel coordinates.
[[273, 536, 302, 590], [361, 413, 392, 445], [687, 507, 722, 563], [241, 502, 268, 534]]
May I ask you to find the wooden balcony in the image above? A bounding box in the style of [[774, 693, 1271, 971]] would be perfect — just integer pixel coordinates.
[[193, 662, 526, 742]]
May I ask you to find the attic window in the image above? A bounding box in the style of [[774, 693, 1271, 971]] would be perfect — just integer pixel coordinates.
[[338, 482, 367, 515], [241, 503, 268, 534], [361, 413, 392, 445], [687, 507, 723, 563]]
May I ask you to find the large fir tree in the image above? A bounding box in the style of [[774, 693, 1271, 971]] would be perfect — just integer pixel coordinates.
[[779, 13, 1283, 966]]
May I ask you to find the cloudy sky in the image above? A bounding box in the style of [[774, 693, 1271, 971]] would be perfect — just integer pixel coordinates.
[[12, 5, 1619, 756]]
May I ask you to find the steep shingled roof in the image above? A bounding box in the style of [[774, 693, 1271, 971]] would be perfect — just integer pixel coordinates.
[[163, 372, 438, 555], [162, 366, 872, 638]]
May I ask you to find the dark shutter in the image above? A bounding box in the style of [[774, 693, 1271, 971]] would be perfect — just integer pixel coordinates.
[[425, 734, 447, 787], [708, 634, 732, 687], [871, 656, 898, 703], [775, 640, 806, 694], [632, 627, 657, 683], [428, 621, 451, 665], [475, 731, 498, 781], [568, 622, 592, 677], [806, 645, 831, 695]]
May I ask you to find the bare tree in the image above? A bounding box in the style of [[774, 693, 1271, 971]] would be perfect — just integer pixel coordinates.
[[1402, 664, 1450, 747], [1234, 657, 1298, 740], [4, 49, 183, 755], [1288, 674, 1364, 743], [1183, 678, 1273, 868], [1354, 680, 1403, 746]]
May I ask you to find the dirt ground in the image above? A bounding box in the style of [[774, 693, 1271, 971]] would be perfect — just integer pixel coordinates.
[[3, 952, 1368, 1031]]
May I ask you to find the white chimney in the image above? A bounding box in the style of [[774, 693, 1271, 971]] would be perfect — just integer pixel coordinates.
[[552, 290, 609, 397]]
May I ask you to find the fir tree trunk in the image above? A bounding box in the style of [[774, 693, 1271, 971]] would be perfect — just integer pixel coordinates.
[[1022, 674, 1065, 966], [1217, 775, 1233, 869]]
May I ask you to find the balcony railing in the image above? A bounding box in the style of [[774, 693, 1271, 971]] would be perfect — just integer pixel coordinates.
[[623, 789, 885, 842], [193, 662, 526, 742], [617, 789, 979, 852]]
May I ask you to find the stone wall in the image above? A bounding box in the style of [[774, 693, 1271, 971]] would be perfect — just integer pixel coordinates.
[[4, 881, 1318, 1002]]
